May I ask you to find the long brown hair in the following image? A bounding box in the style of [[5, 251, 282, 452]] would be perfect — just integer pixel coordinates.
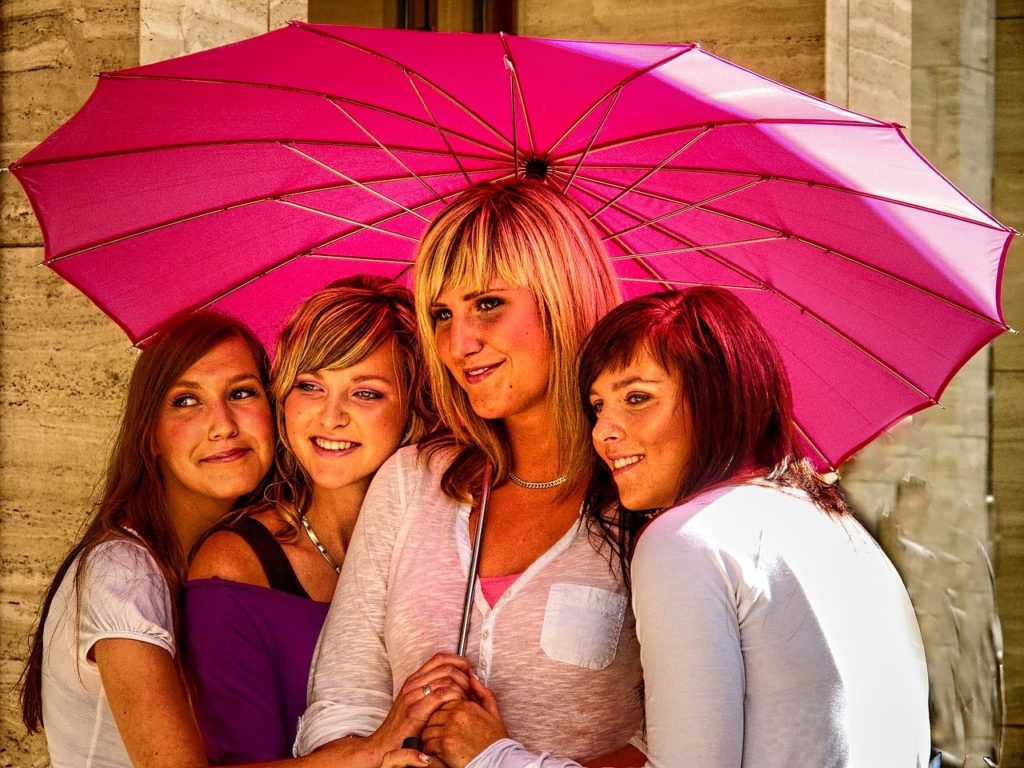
[[415, 179, 620, 503], [261, 274, 435, 539], [578, 287, 847, 586], [20, 311, 269, 732]]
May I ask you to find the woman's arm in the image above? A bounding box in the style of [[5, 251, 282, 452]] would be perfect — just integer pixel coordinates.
[[95, 638, 208, 768], [631, 524, 745, 768]]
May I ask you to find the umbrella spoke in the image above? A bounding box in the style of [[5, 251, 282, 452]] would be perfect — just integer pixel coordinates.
[[576, 171, 1008, 327], [326, 101, 448, 206], [601, 178, 768, 239], [790, 419, 836, 472], [578, 181, 963, 399], [500, 34, 537, 162], [546, 45, 695, 157], [296, 21, 514, 153], [555, 118, 894, 166], [277, 200, 422, 240], [569, 161, 1010, 232], [609, 237, 786, 260], [11, 137, 506, 170], [562, 89, 623, 195], [407, 76, 474, 187], [590, 128, 712, 218]]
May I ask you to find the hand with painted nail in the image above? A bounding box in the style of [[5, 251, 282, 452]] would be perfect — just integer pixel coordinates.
[[380, 746, 435, 768], [421, 675, 509, 768], [370, 653, 475, 757]]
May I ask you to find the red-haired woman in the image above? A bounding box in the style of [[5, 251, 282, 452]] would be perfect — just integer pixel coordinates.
[[19, 312, 275, 767], [572, 287, 930, 767]]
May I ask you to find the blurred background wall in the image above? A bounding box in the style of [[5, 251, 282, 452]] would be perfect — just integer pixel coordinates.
[[1, 1, 1020, 765]]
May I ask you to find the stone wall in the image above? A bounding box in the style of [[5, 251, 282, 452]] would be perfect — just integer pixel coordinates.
[[0, 3, 306, 764]]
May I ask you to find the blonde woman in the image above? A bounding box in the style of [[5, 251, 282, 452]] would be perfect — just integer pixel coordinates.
[[184, 276, 435, 763], [296, 180, 644, 768]]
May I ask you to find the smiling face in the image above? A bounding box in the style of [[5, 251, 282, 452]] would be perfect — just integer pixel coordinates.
[[589, 350, 692, 511], [283, 342, 407, 507], [154, 336, 274, 520], [431, 280, 552, 424]]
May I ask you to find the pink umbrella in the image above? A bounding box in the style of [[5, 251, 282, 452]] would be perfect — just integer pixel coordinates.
[[8, 21, 1014, 470]]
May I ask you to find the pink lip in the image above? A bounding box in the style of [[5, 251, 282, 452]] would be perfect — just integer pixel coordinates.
[[310, 439, 360, 458], [463, 360, 503, 385], [201, 448, 250, 464], [606, 454, 644, 478]]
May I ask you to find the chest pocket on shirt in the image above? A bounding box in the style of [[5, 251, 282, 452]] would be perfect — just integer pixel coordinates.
[[540, 583, 627, 670]]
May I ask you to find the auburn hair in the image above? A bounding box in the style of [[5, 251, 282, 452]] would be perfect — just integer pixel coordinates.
[[578, 287, 847, 586], [20, 311, 269, 732]]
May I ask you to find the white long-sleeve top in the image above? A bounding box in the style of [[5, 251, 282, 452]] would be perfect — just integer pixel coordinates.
[[295, 445, 643, 760], [467, 482, 930, 768], [634, 483, 930, 767]]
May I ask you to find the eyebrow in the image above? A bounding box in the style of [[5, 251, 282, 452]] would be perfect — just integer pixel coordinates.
[[592, 375, 663, 395], [170, 372, 260, 389], [301, 372, 394, 386], [432, 286, 511, 305]]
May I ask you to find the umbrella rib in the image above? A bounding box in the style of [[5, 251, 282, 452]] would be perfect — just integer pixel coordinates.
[[292, 21, 513, 150], [405, 74, 474, 186], [790, 419, 836, 471], [608, 236, 785, 260], [591, 128, 713, 218], [101, 70, 512, 158], [569, 161, 1010, 233], [603, 177, 768, 239], [11, 137, 505, 170], [325, 100, 445, 207], [277, 200, 421, 240], [283, 143, 432, 221], [562, 88, 623, 195], [545, 44, 696, 157], [574, 181, 950, 401], [617, 276, 767, 290], [46, 186, 437, 265], [500, 34, 537, 161], [573, 170, 1008, 326]]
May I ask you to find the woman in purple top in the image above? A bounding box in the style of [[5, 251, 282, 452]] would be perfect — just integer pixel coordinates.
[[184, 275, 435, 763]]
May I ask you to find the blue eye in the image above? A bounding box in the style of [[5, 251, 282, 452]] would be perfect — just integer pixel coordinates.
[[171, 394, 199, 408], [589, 400, 604, 415], [353, 389, 384, 401], [295, 380, 322, 394]]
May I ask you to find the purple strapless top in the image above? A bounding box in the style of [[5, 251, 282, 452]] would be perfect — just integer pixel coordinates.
[[183, 578, 330, 762]]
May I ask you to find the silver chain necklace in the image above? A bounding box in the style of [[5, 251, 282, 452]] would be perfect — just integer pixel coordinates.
[[508, 470, 568, 490], [300, 514, 341, 574]]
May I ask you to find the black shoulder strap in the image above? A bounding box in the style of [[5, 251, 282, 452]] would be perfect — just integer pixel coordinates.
[[228, 517, 311, 600]]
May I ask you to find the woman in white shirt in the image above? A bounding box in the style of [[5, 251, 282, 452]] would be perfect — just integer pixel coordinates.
[[19, 311, 276, 767], [296, 179, 644, 768], [578, 286, 931, 768]]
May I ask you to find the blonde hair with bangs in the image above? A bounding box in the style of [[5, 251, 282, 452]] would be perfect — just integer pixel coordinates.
[[415, 179, 620, 503], [267, 275, 433, 537]]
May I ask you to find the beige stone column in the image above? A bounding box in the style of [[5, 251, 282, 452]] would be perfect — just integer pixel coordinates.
[[838, 0, 1002, 760], [0, 2, 305, 763], [993, 0, 1024, 761]]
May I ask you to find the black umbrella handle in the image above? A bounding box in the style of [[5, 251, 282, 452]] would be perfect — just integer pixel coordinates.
[[457, 460, 493, 656]]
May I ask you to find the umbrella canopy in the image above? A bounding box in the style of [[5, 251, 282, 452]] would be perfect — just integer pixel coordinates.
[[9, 21, 1014, 469]]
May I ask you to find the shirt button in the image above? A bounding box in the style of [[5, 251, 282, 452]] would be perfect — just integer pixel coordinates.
[[482, 629, 490, 640]]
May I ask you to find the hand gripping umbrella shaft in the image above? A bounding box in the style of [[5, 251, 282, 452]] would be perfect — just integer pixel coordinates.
[[457, 461, 493, 656]]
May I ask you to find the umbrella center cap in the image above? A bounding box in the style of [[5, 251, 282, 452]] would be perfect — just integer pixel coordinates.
[[524, 157, 549, 181]]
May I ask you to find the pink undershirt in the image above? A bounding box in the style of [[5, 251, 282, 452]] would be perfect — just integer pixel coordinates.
[[479, 572, 522, 607]]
